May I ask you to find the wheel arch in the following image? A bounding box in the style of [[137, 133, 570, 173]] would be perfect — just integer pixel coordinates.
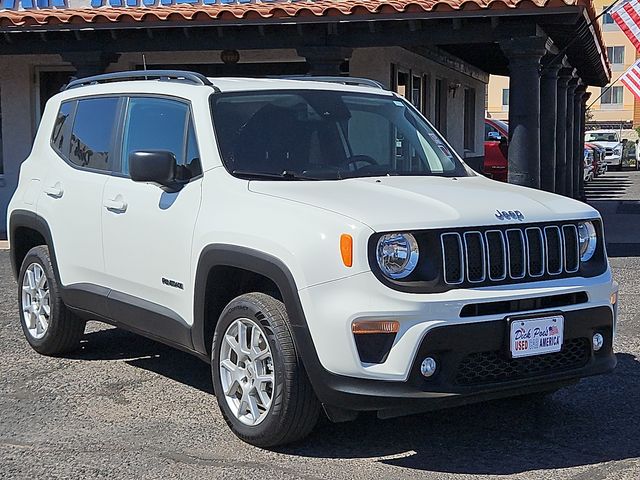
[[8, 210, 60, 283], [192, 245, 309, 358]]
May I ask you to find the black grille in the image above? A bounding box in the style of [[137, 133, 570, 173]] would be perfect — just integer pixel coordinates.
[[441, 223, 581, 287], [455, 338, 590, 386]]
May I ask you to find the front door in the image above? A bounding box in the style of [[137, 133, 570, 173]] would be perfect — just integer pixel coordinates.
[[101, 96, 203, 345]]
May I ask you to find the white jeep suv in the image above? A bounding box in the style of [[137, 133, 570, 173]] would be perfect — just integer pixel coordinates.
[[8, 71, 618, 447]]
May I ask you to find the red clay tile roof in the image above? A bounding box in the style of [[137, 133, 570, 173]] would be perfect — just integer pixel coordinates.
[[0, 0, 602, 29]]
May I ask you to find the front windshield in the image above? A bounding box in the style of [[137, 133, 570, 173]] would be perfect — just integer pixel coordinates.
[[585, 132, 619, 142], [211, 90, 470, 180]]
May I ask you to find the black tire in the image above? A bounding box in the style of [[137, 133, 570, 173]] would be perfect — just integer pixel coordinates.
[[211, 292, 320, 447], [17, 245, 85, 355]]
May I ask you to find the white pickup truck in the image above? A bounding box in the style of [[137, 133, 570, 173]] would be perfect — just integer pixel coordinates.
[[585, 130, 623, 170]]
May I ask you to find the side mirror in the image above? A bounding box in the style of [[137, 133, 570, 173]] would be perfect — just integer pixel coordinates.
[[129, 150, 182, 191], [499, 135, 508, 145]]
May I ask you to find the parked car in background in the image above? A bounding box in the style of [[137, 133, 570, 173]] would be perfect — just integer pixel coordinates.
[[584, 146, 595, 183], [484, 118, 508, 182], [585, 142, 607, 178], [585, 130, 623, 171]]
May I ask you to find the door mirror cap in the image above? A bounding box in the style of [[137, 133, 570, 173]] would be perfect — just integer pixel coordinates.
[[129, 150, 183, 191]]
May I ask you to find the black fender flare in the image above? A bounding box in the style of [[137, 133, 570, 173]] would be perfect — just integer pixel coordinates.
[[191, 245, 335, 394], [8, 210, 61, 283]]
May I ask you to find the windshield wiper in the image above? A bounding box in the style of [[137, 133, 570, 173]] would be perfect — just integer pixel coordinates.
[[232, 170, 321, 181]]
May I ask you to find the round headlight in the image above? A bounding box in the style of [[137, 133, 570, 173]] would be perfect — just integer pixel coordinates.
[[376, 233, 419, 279], [578, 221, 597, 262]]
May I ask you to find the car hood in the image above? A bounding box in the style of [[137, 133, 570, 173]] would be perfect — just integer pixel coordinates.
[[248, 175, 598, 231]]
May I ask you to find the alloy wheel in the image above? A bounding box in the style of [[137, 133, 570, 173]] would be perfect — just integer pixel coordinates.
[[219, 317, 275, 426]]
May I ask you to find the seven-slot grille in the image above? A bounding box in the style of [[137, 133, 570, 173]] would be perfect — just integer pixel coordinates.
[[441, 224, 580, 285]]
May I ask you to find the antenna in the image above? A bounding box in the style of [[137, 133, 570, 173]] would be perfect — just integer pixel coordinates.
[[142, 54, 148, 80]]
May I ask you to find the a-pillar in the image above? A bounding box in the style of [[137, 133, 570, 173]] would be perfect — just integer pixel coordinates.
[[565, 77, 579, 197], [296, 47, 353, 76], [540, 55, 561, 192], [500, 36, 548, 188], [555, 65, 574, 195], [61, 52, 121, 79]]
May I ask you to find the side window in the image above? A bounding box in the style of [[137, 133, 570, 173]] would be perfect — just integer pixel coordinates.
[[122, 97, 201, 179], [51, 101, 75, 159], [69, 97, 119, 171]]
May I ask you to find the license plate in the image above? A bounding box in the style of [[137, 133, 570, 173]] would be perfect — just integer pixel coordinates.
[[510, 315, 564, 358]]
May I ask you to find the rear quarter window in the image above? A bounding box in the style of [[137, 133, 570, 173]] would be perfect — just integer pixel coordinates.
[[50, 101, 75, 159]]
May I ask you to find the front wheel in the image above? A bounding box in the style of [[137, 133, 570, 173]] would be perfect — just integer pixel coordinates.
[[211, 293, 320, 447]]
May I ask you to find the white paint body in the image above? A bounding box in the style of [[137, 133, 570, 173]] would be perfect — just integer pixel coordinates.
[[8, 77, 616, 381]]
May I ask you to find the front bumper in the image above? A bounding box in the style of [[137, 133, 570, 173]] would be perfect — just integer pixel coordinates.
[[293, 271, 617, 416], [297, 306, 615, 417]]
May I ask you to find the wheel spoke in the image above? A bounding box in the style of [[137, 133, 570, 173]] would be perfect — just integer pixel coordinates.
[[220, 359, 237, 375], [256, 387, 271, 408], [42, 304, 51, 317], [224, 379, 240, 397], [24, 308, 36, 329], [36, 268, 47, 288], [25, 270, 36, 290], [248, 395, 260, 420], [256, 373, 274, 385], [224, 333, 241, 356], [238, 322, 250, 355]]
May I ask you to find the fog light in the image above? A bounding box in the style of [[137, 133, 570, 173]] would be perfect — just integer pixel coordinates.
[[420, 357, 437, 378], [593, 333, 604, 352]]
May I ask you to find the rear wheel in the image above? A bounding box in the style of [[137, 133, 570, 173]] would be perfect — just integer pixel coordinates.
[[211, 292, 320, 447], [18, 245, 85, 355]]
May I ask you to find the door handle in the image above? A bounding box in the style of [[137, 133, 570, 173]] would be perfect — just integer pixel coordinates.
[[45, 184, 64, 199], [104, 197, 128, 213]]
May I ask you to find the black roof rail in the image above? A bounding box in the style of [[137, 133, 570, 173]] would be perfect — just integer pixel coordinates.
[[282, 76, 386, 90], [64, 70, 219, 92]]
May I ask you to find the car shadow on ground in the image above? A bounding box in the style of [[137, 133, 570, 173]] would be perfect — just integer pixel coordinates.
[[71, 326, 640, 475], [69, 324, 214, 395]]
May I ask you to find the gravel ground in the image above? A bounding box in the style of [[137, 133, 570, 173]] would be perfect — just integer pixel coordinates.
[[2, 176, 640, 479]]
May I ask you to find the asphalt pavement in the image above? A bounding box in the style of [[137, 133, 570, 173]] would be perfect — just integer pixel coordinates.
[[1, 173, 640, 479]]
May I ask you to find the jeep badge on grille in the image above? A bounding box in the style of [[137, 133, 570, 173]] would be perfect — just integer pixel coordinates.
[[495, 210, 525, 221]]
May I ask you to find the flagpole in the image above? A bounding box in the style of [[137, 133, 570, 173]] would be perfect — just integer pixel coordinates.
[[587, 68, 632, 109], [542, 0, 626, 73]]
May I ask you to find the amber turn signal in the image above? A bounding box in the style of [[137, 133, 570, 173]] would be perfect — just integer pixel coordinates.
[[340, 234, 353, 267], [352, 320, 400, 335]]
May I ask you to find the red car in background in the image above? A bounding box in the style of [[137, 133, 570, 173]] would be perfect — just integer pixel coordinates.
[[484, 118, 509, 182]]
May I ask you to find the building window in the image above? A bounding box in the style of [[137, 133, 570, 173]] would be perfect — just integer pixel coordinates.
[[464, 87, 476, 151], [502, 88, 510, 107], [601, 86, 624, 106], [411, 74, 422, 111], [607, 46, 625, 66]]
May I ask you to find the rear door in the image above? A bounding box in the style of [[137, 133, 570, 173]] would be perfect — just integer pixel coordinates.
[[38, 96, 121, 307], [101, 96, 203, 345]]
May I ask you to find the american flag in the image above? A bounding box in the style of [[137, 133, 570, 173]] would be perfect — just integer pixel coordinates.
[[619, 59, 640, 100], [548, 325, 559, 336], [611, 0, 640, 51]]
